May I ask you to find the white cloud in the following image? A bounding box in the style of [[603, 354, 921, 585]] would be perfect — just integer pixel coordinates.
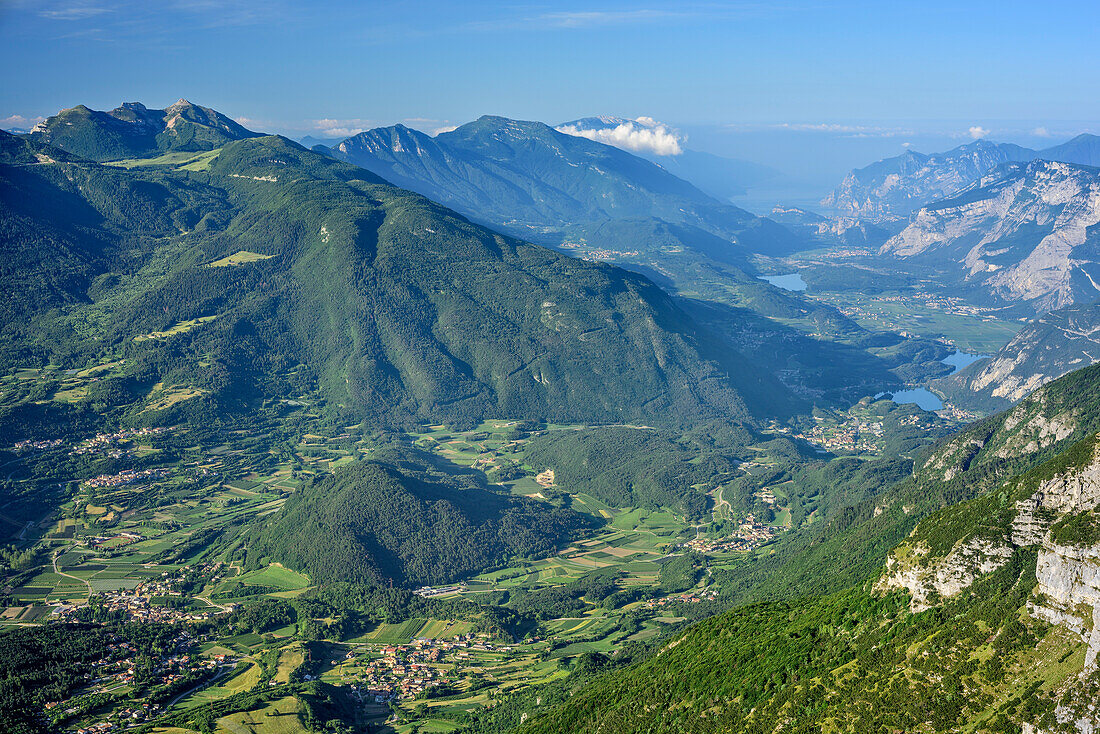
[[0, 114, 45, 129], [1032, 126, 1051, 137], [233, 116, 265, 131], [399, 117, 457, 135], [728, 122, 913, 138], [968, 125, 990, 139], [311, 118, 376, 139], [465, 9, 686, 32], [556, 117, 683, 156], [39, 4, 112, 20], [536, 10, 681, 28]]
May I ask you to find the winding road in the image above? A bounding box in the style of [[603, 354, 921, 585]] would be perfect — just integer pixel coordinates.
[[52, 547, 93, 596]]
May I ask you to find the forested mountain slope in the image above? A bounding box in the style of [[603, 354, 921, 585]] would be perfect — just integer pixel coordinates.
[[26, 99, 260, 161], [326, 117, 958, 403], [248, 459, 596, 587], [2, 110, 798, 431], [513, 364, 1100, 734]]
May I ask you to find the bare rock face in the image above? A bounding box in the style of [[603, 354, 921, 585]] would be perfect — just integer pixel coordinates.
[[922, 436, 986, 482], [822, 140, 1035, 222], [1012, 493, 1053, 546], [1035, 456, 1100, 516], [1021, 449, 1100, 673], [878, 535, 1014, 612], [939, 303, 1100, 408], [994, 392, 1078, 458], [1031, 542, 1100, 670], [881, 444, 1100, 615], [880, 160, 1100, 314]]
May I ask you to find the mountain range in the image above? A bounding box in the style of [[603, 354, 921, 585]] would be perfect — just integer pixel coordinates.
[[320, 114, 973, 397], [10, 98, 1100, 734], [26, 99, 260, 161], [1, 105, 800, 432], [326, 115, 801, 262], [879, 159, 1100, 314], [823, 135, 1100, 222]]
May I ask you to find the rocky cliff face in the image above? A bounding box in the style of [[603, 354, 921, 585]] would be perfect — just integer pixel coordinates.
[[878, 434, 1100, 731], [932, 302, 1100, 412], [884, 437, 1100, 586], [822, 140, 1035, 222], [878, 533, 1015, 611], [879, 160, 1100, 314], [1031, 541, 1100, 670], [880, 436, 1100, 730]]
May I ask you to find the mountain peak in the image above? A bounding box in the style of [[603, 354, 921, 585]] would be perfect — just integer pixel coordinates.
[[29, 99, 260, 161]]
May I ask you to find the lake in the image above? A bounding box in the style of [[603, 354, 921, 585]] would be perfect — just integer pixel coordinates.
[[880, 388, 944, 411], [941, 350, 989, 375], [875, 350, 988, 411], [758, 273, 807, 292]]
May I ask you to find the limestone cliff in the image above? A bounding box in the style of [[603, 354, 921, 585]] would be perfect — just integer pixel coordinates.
[[880, 160, 1100, 314]]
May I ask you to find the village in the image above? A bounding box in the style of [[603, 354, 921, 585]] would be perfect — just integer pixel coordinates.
[[45, 630, 227, 734], [54, 586, 229, 624], [12, 437, 64, 452], [53, 563, 235, 624], [70, 426, 174, 456], [81, 466, 172, 489], [10, 426, 173, 456], [790, 414, 885, 453], [643, 587, 718, 609], [338, 633, 512, 703], [825, 291, 1003, 322], [683, 513, 782, 554]]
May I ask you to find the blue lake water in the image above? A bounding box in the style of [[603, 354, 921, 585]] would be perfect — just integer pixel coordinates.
[[941, 350, 989, 375], [875, 350, 988, 411], [758, 273, 807, 291], [881, 388, 944, 411]]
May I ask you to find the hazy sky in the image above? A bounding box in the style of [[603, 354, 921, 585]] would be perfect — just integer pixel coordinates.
[[2, 0, 1098, 193]]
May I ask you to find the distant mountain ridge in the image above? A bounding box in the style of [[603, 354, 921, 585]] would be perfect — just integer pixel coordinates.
[[824, 134, 1100, 222], [327, 115, 801, 262], [879, 159, 1100, 314], [768, 205, 892, 248], [26, 99, 260, 161]]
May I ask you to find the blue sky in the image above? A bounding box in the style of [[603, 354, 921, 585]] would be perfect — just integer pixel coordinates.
[[2, 0, 1098, 190]]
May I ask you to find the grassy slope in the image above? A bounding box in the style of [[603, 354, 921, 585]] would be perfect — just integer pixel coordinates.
[[510, 365, 1100, 733]]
